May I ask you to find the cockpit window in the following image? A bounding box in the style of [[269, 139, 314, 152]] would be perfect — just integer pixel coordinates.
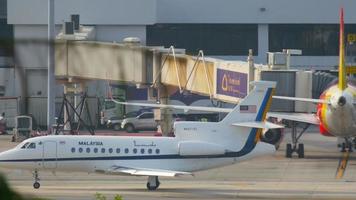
[[27, 143, 36, 149], [20, 142, 29, 149]]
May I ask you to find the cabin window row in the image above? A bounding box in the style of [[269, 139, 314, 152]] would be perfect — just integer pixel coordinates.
[[70, 147, 160, 155]]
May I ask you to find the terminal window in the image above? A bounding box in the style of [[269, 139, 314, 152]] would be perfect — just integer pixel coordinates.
[[269, 24, 356, 56], [0, 19, 13, 57], [147, 24, 258, 56]]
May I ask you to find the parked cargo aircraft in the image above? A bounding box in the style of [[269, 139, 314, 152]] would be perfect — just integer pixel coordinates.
[[0, 81, 278, 190], [114, 9, 356, 159]]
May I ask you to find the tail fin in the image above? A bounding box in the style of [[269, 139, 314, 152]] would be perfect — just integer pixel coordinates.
[[221, 81, 276, 125], [338, 7, 347, 90]]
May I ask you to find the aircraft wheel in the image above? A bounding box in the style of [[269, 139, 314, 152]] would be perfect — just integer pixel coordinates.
[[341, 143, 346, 152], [352, 138, 356, 149], [146, 182, 160, 191], [297, 143, 304, 158], [33, 182, 40, 189], [286, 143, 292, 158], [125, 124, 135, 133], [146, 176, 160, 191], [113, 124, 121, 131], [347, 142, 353, 152]]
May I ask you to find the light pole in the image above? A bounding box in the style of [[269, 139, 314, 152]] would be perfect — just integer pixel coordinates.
[[47, 0, 55, 133]]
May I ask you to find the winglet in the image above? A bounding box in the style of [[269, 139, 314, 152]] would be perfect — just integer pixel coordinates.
[[338, 7, 347, 90]]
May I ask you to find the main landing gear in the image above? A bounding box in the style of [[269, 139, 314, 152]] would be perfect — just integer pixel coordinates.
[[146, 176, 160, 191], [32, 170, 40, 189], [285, 122, 309, 158], [339, 138, 353, 152]]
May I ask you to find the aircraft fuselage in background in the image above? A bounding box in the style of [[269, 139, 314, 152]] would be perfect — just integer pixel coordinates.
[[318, 83, 356, 137]]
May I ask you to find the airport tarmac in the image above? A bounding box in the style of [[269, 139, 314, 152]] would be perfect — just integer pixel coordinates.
[[1, 128, 356, 200]]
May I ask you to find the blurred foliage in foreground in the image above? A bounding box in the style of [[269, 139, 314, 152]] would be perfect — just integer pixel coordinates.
[[0, 173, 49, 200]]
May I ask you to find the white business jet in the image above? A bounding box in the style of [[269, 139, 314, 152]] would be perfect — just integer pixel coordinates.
[[0, 81, 279, 190]]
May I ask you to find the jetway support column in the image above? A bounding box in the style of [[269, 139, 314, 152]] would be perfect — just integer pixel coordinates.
[[158, 87, 173, 136], [55, 81, 95, 135], [153, 51, 173, 136], [63, 84, 71, 131], [62, 82, 83, 132]]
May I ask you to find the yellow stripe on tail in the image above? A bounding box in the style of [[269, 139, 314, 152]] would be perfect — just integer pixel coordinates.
[[255, 88, 275, 142]]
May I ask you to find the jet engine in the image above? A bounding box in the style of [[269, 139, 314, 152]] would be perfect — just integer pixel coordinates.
[[261, 128, 283, 146]]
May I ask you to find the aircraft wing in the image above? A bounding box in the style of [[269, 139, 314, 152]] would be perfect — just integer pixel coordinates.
[[110, 99, 319, 125], [98, 165, 193, 177], [110, 99, 232, 113], [267, 112, 320, 125], [273, 96, 329, 104]]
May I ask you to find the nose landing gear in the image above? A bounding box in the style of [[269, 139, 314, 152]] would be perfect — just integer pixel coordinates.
[[339, 138, 353, 152], [32, 170, 40, 189]]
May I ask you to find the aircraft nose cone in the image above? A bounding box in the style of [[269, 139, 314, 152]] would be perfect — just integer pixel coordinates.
[[0, 150, 14, 168], [0, 152, 6, 167], [338, 96, 346, 106]]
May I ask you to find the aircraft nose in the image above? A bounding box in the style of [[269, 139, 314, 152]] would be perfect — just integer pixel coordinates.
[[0, 150, 13, 168], [338, 96, 346, 106], [0, 151, 7, 162], [0, 152, 5, 167]]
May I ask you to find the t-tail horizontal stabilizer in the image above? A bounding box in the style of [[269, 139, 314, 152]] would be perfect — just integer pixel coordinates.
[[232, 121, 284, 129]]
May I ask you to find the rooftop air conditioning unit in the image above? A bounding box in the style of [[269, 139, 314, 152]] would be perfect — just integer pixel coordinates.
[[267, 52, 287, 70], [267, 49, 302, 70], [64, 22, 74, 35]]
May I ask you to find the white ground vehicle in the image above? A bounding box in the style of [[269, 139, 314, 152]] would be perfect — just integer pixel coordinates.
[[100, 100, 124, 125], [121, 112, 157, 133], [0, 113, 7, 134], [107, 111, 144, 131]]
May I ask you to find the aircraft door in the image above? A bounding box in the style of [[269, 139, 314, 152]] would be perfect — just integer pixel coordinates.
[[42, 141, 57, 169]]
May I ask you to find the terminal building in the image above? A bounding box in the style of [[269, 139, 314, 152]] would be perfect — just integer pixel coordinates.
[[1, 0, 356, 127]]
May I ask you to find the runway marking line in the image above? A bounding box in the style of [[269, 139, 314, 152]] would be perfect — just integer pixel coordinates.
[[335, 151, 350, 179]]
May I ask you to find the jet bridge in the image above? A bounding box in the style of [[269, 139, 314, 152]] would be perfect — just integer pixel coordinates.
[[54, 37, 256, 135], [55, 41, 255, 103]]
